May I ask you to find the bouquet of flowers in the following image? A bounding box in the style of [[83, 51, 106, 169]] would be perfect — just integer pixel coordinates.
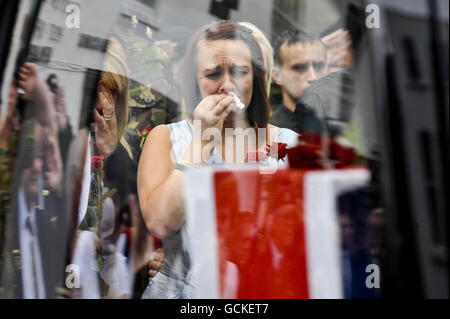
[[244, 135, 358, 169], [286, 133, 357, 169]]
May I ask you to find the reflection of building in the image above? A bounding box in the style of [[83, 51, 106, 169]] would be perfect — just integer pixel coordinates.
[[129, 0, 342, 79], [271, 0, 340, 42], [145, 0, 340, 43], [149, 0, 274, 37], [1, 0, 342, 127], [26, 0, 162, 133], [26, 0, 116, 132], [0, 0, 340, 124]]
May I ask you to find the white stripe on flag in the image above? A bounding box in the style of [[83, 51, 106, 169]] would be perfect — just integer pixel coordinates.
[[184, 166, 220, 299], [304, 168, 370, 299]]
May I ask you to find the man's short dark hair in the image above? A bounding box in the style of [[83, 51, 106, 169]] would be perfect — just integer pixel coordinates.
[[273, 29, 320, 66]]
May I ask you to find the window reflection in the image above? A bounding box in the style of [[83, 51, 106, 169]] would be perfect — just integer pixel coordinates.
[[0, 0, 446, 300]]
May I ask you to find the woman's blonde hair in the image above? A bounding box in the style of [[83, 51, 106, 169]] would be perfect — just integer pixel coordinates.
[[100, 40, 129, 139], [238, 22, 273, 96]]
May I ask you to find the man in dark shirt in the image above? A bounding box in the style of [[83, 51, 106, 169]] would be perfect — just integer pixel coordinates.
[[270, 29, 328, 131]]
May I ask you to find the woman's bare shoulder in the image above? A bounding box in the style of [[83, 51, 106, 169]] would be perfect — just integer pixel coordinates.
[[140, 124, 172, 159], [138, 125, 174, 182], [146, 124, 171, 143]]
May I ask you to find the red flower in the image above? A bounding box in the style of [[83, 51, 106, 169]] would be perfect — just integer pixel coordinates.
[[266, 142, 288, 161], [287, 133, 357, 169], [286, 144, 322, 169], [329, 139, 356, 168], [245, 151, 267, 163], [126, 227, 133, 247], [91, 155, 104, 170], [140, 127, 152, 138], [301, 132, 322, 147], [153, 236, 162, 249], [139, 127, 152, 147]]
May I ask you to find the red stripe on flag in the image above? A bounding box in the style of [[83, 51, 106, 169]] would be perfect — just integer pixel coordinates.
[[214, 169, 309, 298]]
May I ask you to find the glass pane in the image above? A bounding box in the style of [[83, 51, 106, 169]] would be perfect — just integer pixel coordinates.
[[0, 0, 447, 300]]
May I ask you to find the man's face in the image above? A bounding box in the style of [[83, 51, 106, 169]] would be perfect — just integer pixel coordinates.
[[274, 40, 327, 103], [22, 156, 43, 202], [21, 123, 45, 204]]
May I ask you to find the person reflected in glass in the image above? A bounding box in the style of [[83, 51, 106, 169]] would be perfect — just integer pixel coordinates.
[[71, 38, 130, 298], [137, 21, 299, 299], [1, 62, 66, 298], [271, 29, 328, 131], [143, 21, 276, 286]]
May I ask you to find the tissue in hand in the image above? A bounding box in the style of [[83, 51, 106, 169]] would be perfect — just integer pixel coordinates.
[[228, 92, 245, 111]]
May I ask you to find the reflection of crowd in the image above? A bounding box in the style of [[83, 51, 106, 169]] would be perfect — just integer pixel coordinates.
[[1, 63, 67, 298], [0, 9, 386, 299]]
